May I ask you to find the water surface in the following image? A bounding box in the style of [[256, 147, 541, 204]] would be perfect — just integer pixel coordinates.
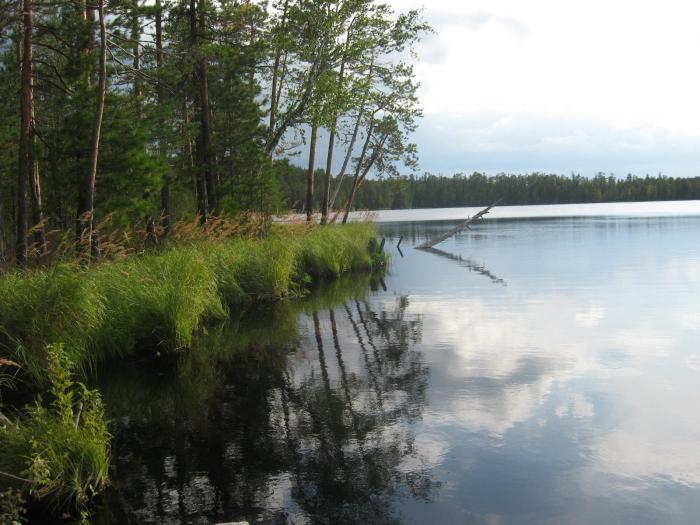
[[97, 202, 700, 524]]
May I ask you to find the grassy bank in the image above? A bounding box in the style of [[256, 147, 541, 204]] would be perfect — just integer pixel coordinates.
[[0, 222, 381, 379], [0, 223, 382, 519]]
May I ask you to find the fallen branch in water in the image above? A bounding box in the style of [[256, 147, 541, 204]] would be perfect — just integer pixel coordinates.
[[415, 198, 501, 250], [422, 247, 506, 286]]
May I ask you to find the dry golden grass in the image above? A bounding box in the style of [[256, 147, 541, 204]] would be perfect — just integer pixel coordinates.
[[7, 212, 283, 270]]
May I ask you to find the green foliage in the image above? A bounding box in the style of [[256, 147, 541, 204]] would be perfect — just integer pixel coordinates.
[[0, 267, 105, 379], [0, 359, 20, 398], [0, 344, 110, 509], [91, 247, 227, 357], [0, 224, 381, 377], [343, 172, 700, 210], [1, 0, 429, 268], [297, 223, 375, 277], [231, 235, 300, 299]]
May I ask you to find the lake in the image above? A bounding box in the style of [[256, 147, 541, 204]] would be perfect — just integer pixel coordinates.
[[96, 201, 700, 524]]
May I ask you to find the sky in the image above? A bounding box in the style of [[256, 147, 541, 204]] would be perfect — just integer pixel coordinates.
[[384, 0, 700, 177]]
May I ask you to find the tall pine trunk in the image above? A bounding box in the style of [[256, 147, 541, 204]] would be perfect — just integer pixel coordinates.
[[17, 0, 33, 267], [0, 201, 6, 264], [131, 0, 141, 98], [268, 0, 289, 148], [305, 114, 319, 222], [155, 0, 170, 235], [199, 55, 215, 213], [199, 0, 215, 214], [190, 0, 207, 221], [77, 0, 107, 258]]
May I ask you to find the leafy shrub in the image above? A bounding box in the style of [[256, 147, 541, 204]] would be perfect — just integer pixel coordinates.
[[0, 344, 110, 508]]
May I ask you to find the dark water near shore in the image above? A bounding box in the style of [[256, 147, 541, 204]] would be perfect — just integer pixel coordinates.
[[96, 203, 700, 524]]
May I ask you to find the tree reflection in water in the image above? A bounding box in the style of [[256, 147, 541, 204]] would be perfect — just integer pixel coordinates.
[[95, 276, 434, 524]]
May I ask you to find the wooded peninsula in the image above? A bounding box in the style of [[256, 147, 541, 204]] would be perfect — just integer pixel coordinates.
[[278, 165, 700, 210], [0, 0, 420, 520]]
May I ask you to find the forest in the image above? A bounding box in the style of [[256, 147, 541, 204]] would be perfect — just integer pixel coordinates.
[[0, 0, 428, 267], [278, 165, 700, 210]]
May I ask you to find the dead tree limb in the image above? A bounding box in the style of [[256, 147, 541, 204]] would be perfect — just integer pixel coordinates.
[[415, 198, 501, 250]]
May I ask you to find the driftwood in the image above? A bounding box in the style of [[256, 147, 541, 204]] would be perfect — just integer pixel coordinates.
[[415, 198, 501, 250]]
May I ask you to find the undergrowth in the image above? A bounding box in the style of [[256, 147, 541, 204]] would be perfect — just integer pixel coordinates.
[[0, 344, 110, 511]]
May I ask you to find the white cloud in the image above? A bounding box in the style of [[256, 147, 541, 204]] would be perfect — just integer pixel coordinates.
[[555, 393, 595, 419], [386, 0, 700, 175]]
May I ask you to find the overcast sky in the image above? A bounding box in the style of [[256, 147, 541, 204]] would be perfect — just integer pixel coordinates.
[[385, 0, 700, 177]]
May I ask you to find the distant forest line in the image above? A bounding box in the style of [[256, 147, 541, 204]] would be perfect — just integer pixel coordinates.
[[277, 164, 700, 210]]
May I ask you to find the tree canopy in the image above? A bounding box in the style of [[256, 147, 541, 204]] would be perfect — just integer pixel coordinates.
[[0, 0, 428, 266]]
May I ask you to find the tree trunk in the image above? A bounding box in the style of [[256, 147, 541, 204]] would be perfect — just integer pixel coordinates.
[[341, 184, 357, 225], [329, 104, 363, 211], [190, 0, 209, 221], [82, 0, 96, 87], [265, 48, 324, 156], [30, 148, 46, 254], [329, 56, 375, 212], [181, 99, 197, 204], [320, 128, 335, 225], [321, 58, 346, 225], [199, 55, 215, 214], [268, 0, 289, 148], [341, 119, 374, 224], [0, 201, 7, 264], [305, 114, 319, 222], [29, 88, 45, 254], [131, 0, 141, 99], [199, 0, 215, 214], [17, 0, 33, 267], [415, 200, 501, 250], [155, 0, 170, 235], [77, 0, 107, 258]]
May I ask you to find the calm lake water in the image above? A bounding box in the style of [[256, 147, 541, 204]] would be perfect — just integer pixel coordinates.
[[96, 202, 700, 524]]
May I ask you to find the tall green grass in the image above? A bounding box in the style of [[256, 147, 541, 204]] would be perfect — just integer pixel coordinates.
[[0, 223, 381, 379], [90, 246, 227, 358], [0, 267, 105, 379]]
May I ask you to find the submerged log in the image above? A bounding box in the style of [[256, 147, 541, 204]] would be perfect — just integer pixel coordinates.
[[415, 198, 501, 250]]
